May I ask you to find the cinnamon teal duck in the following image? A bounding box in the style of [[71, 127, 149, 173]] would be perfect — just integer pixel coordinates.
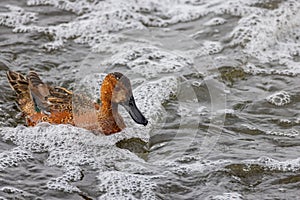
[[6, 71, 148, 135]]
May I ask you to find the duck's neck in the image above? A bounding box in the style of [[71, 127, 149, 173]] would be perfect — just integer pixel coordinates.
[[99, 100, 125, 134], [100, 101, 118, 117]]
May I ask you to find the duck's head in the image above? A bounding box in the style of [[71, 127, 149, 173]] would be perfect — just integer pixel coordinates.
[[101, 72, 148, 126]]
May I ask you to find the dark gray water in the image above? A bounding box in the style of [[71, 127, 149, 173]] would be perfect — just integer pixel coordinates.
[[0, 0, 300, 199]]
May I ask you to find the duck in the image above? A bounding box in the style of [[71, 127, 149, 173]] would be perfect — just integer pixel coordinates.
[[6, 70, 148, 135]]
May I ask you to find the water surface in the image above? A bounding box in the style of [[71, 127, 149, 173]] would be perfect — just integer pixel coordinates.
[[0, 0, 300, 199]]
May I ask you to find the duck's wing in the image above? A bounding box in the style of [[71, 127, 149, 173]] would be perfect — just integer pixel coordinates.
[[6, 71, 35, 116], [27, 71, 52, 113], [47, 86, 73, 112], [27, 71, 74, 114]]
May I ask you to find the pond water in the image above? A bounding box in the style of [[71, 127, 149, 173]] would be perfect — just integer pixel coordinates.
[[0, 0, 300, 199]]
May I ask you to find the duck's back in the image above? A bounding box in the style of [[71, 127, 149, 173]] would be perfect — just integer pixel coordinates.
[[7, 71, 75, 126]]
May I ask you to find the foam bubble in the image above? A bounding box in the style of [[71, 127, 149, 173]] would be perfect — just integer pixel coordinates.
[[47, 166, 82, 193], [243, 63, 268, 75], [1, 0, 268, 52], [0, 5, 37, 28], [266, 91, 291, 106], [228, 0, 300, 74], [266, 128, 299, 138], [1, 186, 24, 194], [3, 0, 298, 73], [0, 147, 33, 171], [0, 124, 152, 195], [3, 0, 300, 198], [245, 156, 300, 172], [244, 62, 299, 76], [134, 76, 178, 121], [97, 171, 157, 199], [156, 159, 232, 176], [103, 44, 193, 79], [27, 0, 91, 14], [0, 186, 35, 199], [206, 192, 243, 200], [187, 41, 223, 57], [278, 118, 292, 125], [204, 17, 227, 26]]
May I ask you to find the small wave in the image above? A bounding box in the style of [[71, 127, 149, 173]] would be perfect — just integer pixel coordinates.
[[245, 156, 300, 172]]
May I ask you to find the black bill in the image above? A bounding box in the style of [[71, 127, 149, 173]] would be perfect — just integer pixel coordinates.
[[122, 96, 148, 126]]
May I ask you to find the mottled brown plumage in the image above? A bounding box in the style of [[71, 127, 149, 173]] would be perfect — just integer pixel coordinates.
[[6, 71, 148, 135]]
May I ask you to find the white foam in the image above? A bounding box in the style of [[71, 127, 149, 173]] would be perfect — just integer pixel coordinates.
[[187, 41, 223, 57], [0, 186, 34, 199], [228, 0, 300, 74], [266, 128, 299, 138], [204, 17, 227, 26], [2, 0, 296, 77], [47, 166, 82, 193], [103, 44, 193, 79], [27, 0, 91, 14], [0, 124, 157, 197], [155, 158, 232, 177], [0, 0, 252, 52], [2, 0, 300, 198], [1, 186, 24, 194], [266, 91, 291, 106], [0, 5, 36, 28], [134, 76, 178, 121], [207, 192, 243, 200], [1, 0, 297, 73], [0, 147, 33, 171], [97, 171, 157, 200], [245, 156, 300, 172]]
